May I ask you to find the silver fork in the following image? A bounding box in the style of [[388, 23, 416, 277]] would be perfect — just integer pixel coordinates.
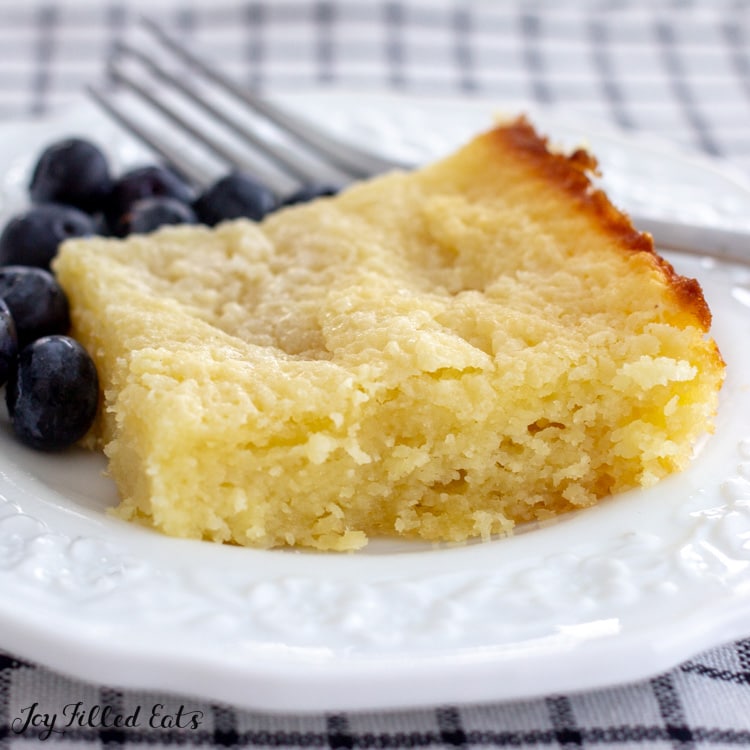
[[88, 18, 407, 200], [89, 18, 750, 263]]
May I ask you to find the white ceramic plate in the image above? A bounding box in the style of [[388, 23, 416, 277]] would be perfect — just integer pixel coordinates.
[[2, 93, 750, 713]]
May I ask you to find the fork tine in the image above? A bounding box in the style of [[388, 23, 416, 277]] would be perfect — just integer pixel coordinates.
[[104, 58, 298, 196], [141, 17, 409, 178], [86, 83, 211, 188], [113, 41, 324, 185]]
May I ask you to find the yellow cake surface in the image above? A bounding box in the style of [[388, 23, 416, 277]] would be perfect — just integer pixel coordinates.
[[54, 117, 725, 551]]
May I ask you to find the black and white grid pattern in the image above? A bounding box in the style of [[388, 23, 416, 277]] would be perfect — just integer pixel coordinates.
[[1, 0, 750, 172], [2, 0, 750, 746], [3, 640, 750, 747]]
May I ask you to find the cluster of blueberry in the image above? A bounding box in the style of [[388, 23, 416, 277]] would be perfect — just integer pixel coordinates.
[[0, 136, 337, 452]]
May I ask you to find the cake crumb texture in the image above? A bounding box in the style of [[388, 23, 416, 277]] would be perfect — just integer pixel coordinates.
[[54, 117, 725, 551]]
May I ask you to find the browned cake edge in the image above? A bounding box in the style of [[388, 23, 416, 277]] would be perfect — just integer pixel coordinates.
[[489, 117, 713, 332]]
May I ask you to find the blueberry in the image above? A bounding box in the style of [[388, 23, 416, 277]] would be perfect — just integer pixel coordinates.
[[106, 165, 195, 232], [0, 266, 70, 347], [114, 196, 197, 237], [0, 299, 18, 387], [0, 203, 96, 269], [6, 335, 98, 451], [193, 172, 277, 226], [29, 137, 112, 213], [281, 183, 339, 207]]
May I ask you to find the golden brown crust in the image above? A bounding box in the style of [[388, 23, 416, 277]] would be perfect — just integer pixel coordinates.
[[486, 117, 713, 330]]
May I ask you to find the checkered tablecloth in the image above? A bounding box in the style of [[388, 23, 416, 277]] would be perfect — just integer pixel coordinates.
[[1, 1, 750, 747]]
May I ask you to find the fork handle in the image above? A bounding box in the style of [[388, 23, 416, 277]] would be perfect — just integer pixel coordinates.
[[631, 213, 750, 264]]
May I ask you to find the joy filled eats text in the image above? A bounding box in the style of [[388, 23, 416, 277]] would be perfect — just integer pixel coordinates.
[[12, 700, 204, 740]]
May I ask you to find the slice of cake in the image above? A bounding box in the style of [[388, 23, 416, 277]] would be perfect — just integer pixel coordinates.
[[54, 116, 725, 551]]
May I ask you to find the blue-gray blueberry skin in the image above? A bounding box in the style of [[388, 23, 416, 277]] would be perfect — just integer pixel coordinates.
[[106, 165, 196, 234], [0, 299, 18, 388], [281, 182, 339, 206], [0, 203, 96, 269], [29, 137, 113, 214], [0, 266, 70, 347], [115, 196, 197, 236], [6, 335, 99, 451], [193, 172, 278, 225]]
